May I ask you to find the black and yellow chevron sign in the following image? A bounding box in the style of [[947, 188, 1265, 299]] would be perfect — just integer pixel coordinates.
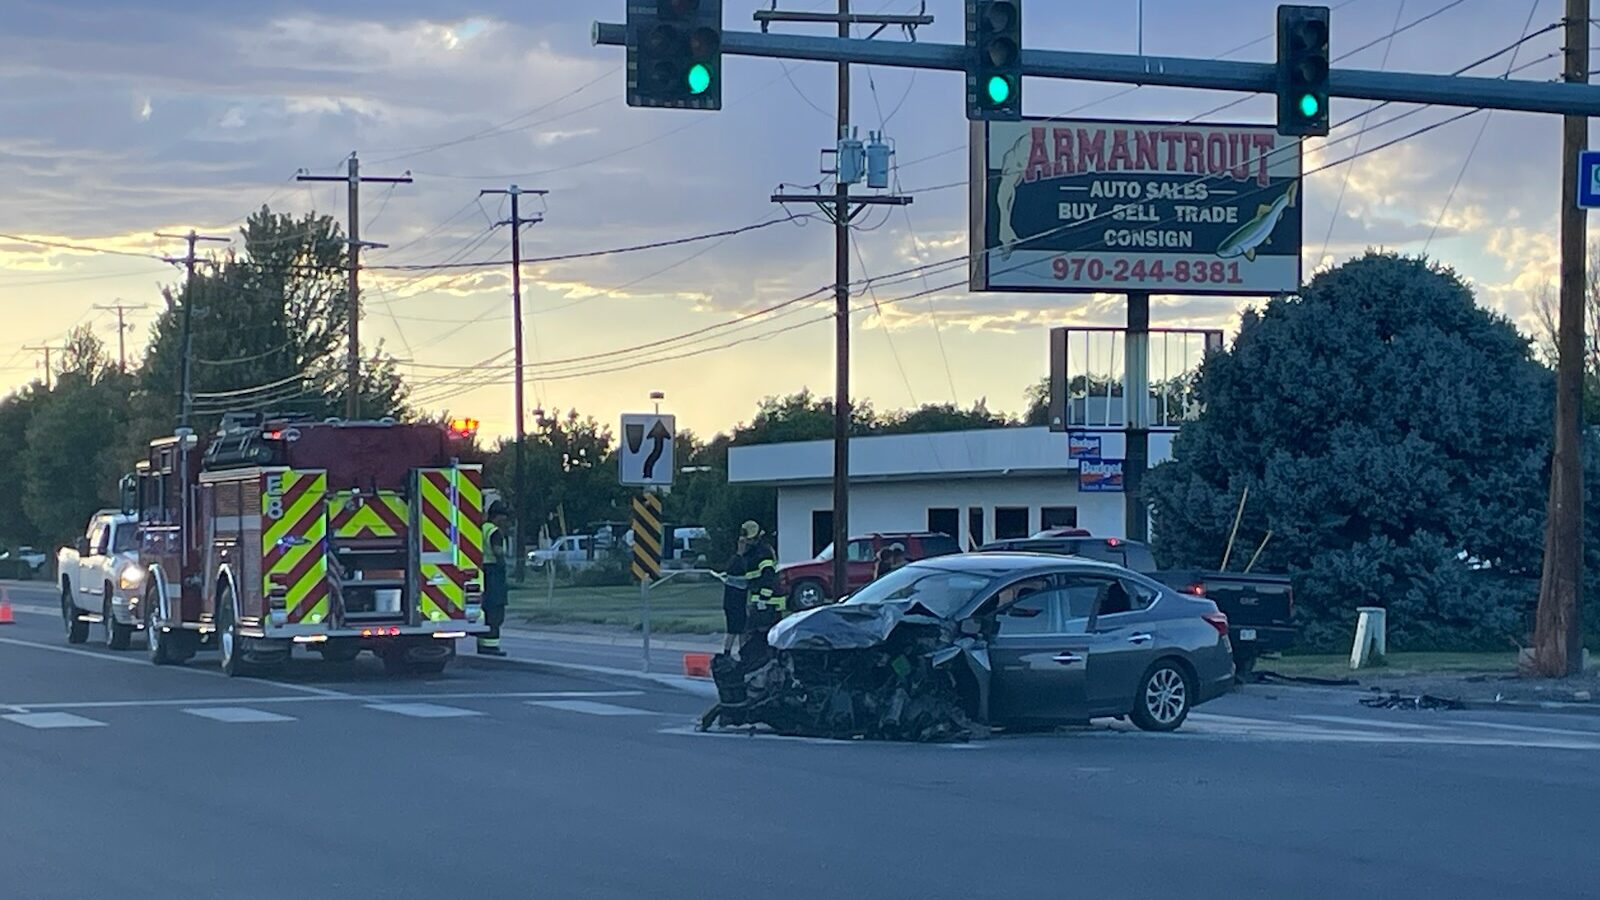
[[630, 493, 664, 584]]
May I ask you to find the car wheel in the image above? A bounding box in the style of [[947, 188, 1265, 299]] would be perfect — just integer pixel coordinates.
[[1131, 659, 1193, 732], [789, 580, 826, 610], [104, 590, 132, 650], [62, 584, 89, 644]]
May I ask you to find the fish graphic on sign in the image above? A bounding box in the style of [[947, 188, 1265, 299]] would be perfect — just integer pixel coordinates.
[[1216, 181, 1298, 261]]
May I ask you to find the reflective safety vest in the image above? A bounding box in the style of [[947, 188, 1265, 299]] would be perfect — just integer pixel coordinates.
[[484, 523, 504, 566], [745, 544, 783, 612]]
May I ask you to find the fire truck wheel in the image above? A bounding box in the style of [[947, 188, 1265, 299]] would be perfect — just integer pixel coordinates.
[[378, 650, 411, 677], [218, 584, 249, 677], [317, 643, 362, 664], [62, 584, 89, 644], [145, 587, 191, 665]]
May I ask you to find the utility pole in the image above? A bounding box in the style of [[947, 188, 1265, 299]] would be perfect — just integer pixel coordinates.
[[158, 230, 230, 427], [480, 184, 548, 585], [760, 0, 926, 599], [93, 300, 149, 373], [1534, 0, 1590, 678], [299, 152, 413, 420], [22, 344, 60, 391]]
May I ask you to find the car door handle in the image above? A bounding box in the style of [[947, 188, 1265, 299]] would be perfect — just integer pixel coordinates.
[[1052, 652, 1083, 665], [1127, 633, 1152, 644]]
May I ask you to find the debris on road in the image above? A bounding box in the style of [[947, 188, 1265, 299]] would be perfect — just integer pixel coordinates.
[[698, 602, 982, 742], [1359, 691, 1467, 711]]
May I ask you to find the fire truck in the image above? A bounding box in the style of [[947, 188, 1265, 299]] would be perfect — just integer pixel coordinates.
[[131, 414, 490, 676]]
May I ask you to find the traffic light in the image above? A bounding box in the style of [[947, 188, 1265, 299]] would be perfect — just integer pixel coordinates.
[[1276, 5, 1330, 136], [626, 0, 723, 110], [967, 1, 1022, 121]]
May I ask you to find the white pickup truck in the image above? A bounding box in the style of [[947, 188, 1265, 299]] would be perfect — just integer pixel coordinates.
[[56, 510, 145, 649]]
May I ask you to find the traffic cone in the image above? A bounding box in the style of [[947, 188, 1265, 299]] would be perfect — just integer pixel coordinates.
[[0, 587, 14, 625]]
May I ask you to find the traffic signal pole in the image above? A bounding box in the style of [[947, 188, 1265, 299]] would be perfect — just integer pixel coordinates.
[[593, 22, 1600, 115]]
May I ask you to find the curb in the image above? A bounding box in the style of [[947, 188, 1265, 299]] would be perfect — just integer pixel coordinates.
[[460, 652, 719, 699], [501, 625, 719, 654]]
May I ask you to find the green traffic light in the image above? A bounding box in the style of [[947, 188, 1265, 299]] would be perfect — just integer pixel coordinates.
[[687, 63, 712, 96], [1298, 93, 1320, 118], [986, 74, 1013, 106]]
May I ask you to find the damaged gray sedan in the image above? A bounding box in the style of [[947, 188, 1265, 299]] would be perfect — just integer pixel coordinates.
[[701, 553, 1235, 741]]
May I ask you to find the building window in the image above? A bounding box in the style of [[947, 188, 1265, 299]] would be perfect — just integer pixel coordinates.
[[810, 510, 834, 559], [995, 507, 1030, 540], [967, 507, 985, 550], [927, 508, 959, 540], [1041, 506, 1078, 530]]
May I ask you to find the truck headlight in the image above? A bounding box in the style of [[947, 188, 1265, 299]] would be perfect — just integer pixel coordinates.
[[119, 566, 146, 590]]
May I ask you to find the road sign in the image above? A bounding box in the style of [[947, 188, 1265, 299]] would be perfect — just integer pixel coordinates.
[[619, 413, 676, 486], [1078, 458, 1125, 493], [970, 117, 1303, 295], [630, 494, 664, 583], [1578, 151, 1600, 208]]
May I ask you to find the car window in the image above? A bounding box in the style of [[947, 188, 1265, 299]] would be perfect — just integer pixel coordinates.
[[1119, 578, 1160, 612], [112, 526, 140, 554], [845, 540, 875, 562], [916, 535, 961, 558], [997, 585, 1058, 636], [842, 565, 997, 618], [89, 524, 108, 555], [1068, 541, 1127, 566]]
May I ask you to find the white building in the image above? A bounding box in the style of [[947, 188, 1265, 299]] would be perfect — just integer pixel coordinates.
[[728, 426, 1174, 564]]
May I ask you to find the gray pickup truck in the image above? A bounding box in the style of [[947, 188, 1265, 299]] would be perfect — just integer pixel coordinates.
[[977, 535, 1295, 673]]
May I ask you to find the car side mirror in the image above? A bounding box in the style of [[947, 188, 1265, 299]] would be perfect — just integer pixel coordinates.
[[74, 537, 89, 555], [959, 618, 982, 637]]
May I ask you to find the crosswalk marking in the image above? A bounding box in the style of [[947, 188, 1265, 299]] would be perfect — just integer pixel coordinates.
[[366, 702, 482, 719], [528, 699, 656, 717], [183, 707, 296, 724], [3, 712, 107, 729]]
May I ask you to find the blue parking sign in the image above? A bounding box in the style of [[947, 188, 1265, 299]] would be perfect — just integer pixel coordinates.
[[1578, 151, 1600, 209]]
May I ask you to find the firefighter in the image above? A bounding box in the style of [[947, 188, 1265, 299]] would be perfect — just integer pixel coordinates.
[[873, 542, 907, 580], [738, 521, 782, 664], [477, 501, 511, 656]]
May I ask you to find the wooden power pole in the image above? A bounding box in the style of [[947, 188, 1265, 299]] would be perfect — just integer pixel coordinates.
[[158, 230, 230, 426], [1533, 0, 1590, 677], [299, 153, 413, 419]]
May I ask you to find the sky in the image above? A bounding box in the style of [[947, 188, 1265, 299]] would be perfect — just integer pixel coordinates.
[[0, 0, 1589, 440]]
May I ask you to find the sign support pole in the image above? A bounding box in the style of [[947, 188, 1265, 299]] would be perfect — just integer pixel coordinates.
[[1124, 292, 1151, 542]]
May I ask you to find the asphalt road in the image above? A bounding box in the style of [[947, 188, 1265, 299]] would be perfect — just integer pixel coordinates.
[[3, 579, 1598, 900]]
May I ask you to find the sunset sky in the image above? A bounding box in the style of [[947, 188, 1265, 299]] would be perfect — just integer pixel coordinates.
[[0, 0, 1585, 439]]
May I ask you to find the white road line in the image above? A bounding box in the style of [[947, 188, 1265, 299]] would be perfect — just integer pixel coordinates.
[[366, 702, 483, 719], [0, 634, 354, 699], [3, 712, 107, 729], [528, 699, 657, 716], [1294, 714, 1446, 731], [1453, 719, 1600, 737], [0, 690, 647, 713], [183, 707, 296, 724]]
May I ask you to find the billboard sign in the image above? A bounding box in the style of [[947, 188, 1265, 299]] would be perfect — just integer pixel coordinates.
[[1067, 432, 1102, 460], [971, 117, 1303, 295], [1078, 458, 1125, 493]]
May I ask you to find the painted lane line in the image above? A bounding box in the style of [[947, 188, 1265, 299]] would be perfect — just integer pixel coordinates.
[[0, 634, 354, 699], [366, 702, 483, 719], [528, 699, 657, 716], [183, 707, 297, 723], [1452, 719, 1600, 737], [3, 712, 107, 729], [1293, 714, 1446, 732], [0, 690, 648, 713]]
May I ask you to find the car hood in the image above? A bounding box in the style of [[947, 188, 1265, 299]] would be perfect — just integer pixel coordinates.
[[767, 599, 954, 651]]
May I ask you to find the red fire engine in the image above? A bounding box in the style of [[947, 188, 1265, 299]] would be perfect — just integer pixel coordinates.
[[131, 414, 490, 676]]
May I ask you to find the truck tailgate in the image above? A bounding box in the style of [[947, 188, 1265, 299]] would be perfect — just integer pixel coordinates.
[[1203, 577, 1293, 627]]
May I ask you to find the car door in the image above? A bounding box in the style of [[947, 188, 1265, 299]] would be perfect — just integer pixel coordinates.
[[1083, 575, 1165, 714], [79, 521, 108, 602], [844, 539, 877, 593], [988, 575, 1097, 724]]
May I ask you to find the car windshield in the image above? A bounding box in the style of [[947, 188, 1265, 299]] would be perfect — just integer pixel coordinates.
[[815, 543, 834, 561], [842, 563, 999, 618], [113, 527, 140, 553]]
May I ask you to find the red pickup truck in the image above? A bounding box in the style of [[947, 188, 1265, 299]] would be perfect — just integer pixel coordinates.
[[778, 532, 962, 608]]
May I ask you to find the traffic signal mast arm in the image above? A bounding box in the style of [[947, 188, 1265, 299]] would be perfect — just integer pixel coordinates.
[[593, 21, 1600, 117]]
